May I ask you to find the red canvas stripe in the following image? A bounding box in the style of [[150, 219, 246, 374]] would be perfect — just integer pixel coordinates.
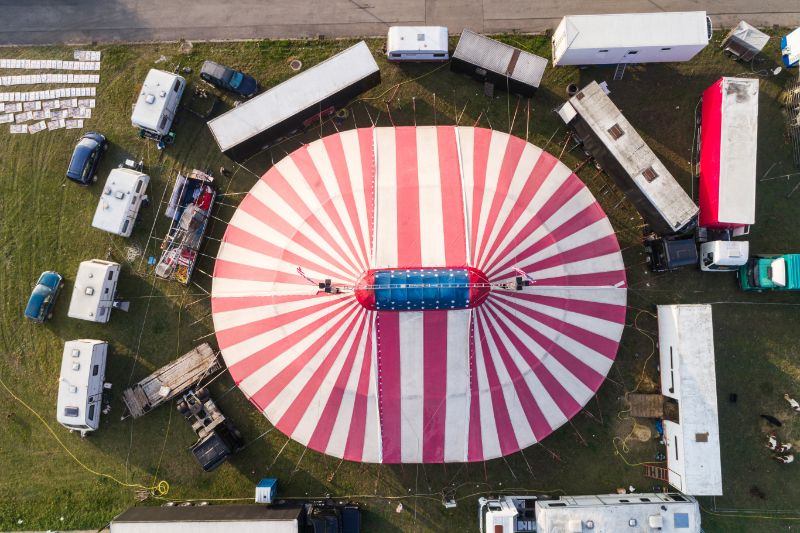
[[487, 201, 608, 279], [503, 292, 627, 324], [422, 310, 449, 462], [394, 127, 421, 267], [323, 132, 371, 271], [474, 134, 526, 267], [238, 193, 356, 278], [467, 312, 483, 461], [474, 310, 520, 457], [343, 316, 375, 462], [482, 301, 582, 421], [211, 294, 311, 314], [277, 311, 368, 438], [468, 128, 493, 266], [533, 270, 628, 288], [357, 128, 376, 263], [225, 301, 354, 382], [525, 235, 622, 273], [376, 311, 402, 463], [477, 149, 557, 273], [478, 305, 552, 442], [266, 166, 362, 275], [291, 147, 368, 273], [437, 126, 468, 266], [248, 305, 363, 410]]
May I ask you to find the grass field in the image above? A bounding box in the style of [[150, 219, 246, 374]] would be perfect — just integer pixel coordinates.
[[1, 31, 799, 532]]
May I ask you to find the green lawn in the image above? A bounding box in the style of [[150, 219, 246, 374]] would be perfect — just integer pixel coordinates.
[[0, 32, 799, 532]]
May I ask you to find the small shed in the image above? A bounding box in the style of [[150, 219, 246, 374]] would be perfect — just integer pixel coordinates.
[[657, 304, 722, 496], [721, 21, 770, 61]]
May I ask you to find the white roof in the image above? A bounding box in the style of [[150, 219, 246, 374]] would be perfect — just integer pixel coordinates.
[[131, 69, 184, 131], [658, 304, 722, 496], [111, 521, 296, 533], [558, 11, 709, 49], [728, 21, 770, 52], [56, 340, 107, 427], [92, 168, 149, 235], [567, 81, 699, 232], [387, 26, 448, 52], [535, 493, 702, 533], [718, 77, 759, 225], [453, 30, 547, 88], [783, 27, 800, 66], [67, 260, 119, 321], [208, 41, 379, 152]]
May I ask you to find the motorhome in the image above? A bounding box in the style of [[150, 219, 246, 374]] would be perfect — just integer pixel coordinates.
[[451, 29, 547, 97], [552, 11, 711, 66], [208, 41, 380, 162], [56, 340, 108, 436], [131, 68, 186, 142], [386, 26, 449, 61], [67, 259, 120, 323], [557, 81, 699, 235], [91, 167, 150, 237]]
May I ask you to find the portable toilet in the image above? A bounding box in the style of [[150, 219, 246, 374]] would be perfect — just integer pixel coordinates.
[[255, 478, 277, 504]]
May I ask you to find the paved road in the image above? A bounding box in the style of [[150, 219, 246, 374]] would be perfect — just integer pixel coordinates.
[[1, 0, 799, 45]]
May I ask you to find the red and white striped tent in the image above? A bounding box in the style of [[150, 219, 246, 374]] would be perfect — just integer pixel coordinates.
[[211, 126, 627, 464]]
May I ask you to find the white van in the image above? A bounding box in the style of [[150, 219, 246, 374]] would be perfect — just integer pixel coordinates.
[[57, 340, 108, 436], [92, 168, 150, 237], [131, 68, 185, 139], [68, 259, 120, 323], [387, 26, 449, 61]]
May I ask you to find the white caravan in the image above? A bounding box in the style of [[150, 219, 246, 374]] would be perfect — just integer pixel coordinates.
[[92, 167, 150, 237], [67, 259, 120, 323], [56, 340, 108, 436], [131, 68, 186, 139]]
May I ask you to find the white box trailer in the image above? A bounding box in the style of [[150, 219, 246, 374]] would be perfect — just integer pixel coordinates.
[[110, 505, 304, 533], [131, 68, 186, 139], [658, 304, 722, 496], [387, 26, 449, 61], [552, 11, 712, 66], [68, 259, 121, 323], [208, 41, 380, 162], [56, 340, 108, 436], [92, 167, 150, 237], [558, 81, 699, 235]]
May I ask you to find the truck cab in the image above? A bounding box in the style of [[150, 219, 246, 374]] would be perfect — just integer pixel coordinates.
[[739, 254, 800, 291], [644, 235, 698, 272], [700, 240, 749, 272], [178, 388, 243, 471]]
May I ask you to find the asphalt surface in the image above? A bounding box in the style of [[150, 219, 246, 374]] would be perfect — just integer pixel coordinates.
[[1, 0, 799, 45]]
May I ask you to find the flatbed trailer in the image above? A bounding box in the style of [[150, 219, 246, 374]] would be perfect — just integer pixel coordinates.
[[155, 169, 216, 284], [121, 343, 220, 418]]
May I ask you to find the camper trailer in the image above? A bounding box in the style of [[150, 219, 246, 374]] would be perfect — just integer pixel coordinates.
[[208, 41, 380, 162], [56, 340, 108, 436], [451, 30, 547, 97], [557, 81, 699, 235], [131, 69, 186, 141], [67, 259, 120, 323], [552, 11, 711, 66], [658, 304, 723, 496], [386, 26, 449, 61], [91, 167, 150, 237], [699, 77, 759, 233]]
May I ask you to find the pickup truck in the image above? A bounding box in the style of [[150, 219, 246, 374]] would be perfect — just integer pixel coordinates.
[[738, 254, 800, 291]]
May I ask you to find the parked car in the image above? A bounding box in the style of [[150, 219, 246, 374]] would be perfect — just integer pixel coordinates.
[[199, 60, 258, 98], [66, 132, 107, 185], [24, 271, 64, 323]]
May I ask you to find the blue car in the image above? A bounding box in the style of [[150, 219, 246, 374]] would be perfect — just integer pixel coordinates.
[[24, 271, 64, 323], [66, 132, 107, 185], [200, 60, 258, 98]]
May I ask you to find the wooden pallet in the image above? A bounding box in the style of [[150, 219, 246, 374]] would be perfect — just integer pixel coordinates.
[[122, 343, 219, 418]]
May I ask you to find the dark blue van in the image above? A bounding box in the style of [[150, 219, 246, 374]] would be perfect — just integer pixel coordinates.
[[66, 132, 107, 185]]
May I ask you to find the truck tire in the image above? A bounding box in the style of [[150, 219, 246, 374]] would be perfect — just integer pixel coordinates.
[[196, 388, 210, 402], [177, 401, 189, 414]]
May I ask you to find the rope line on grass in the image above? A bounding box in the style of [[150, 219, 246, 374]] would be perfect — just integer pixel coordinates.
[[0, 375, 169, 497]]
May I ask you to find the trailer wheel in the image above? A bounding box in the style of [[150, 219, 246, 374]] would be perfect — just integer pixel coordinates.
[[177, 401, 189, 414], [196, 388, 210, 402]]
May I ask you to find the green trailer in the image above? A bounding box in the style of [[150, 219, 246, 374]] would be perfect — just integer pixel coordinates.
[[738, 254, 800, 291]]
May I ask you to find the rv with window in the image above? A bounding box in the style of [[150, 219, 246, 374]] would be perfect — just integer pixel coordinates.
[[57, 340, 108, 436], [131, 68, 186, 141], [386, 26, 449, 61], [557, 81, 699, 235], [552, 11, 712, 66], [208, 41, 380, 162], [451, 29, 548, 97], [67, 259, 120, 323], [92, 167, 150, 237]]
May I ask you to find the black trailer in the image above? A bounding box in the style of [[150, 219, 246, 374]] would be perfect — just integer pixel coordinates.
[[451, 29, 548, 97], [207, 41, 380, 162], [557, 81, 699, 235]]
